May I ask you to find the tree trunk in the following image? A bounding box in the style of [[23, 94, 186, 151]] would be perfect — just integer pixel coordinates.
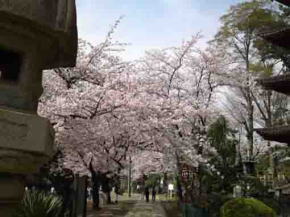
[[176, 176, 183, 201], [247, 93, 254, 160], [106, 191, 112, 204], [92, 181, 100, 209], [128, 157, 132, 197], [89, 161, 100, 209]]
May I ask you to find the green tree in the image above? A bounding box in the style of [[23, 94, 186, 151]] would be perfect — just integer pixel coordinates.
[[207, 116, 239, 193], [212, 0, 289, 163], [254, 3, 290, 70]]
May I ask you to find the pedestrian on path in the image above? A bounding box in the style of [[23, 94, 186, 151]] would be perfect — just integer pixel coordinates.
[[112, 186, 119, 204], [145, 186, 150, 202], [140, 185, 145, 200], [152, 186, 156, 202]]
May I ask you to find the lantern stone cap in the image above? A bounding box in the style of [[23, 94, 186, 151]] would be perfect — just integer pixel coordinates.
[[0, 0, 78, 68]]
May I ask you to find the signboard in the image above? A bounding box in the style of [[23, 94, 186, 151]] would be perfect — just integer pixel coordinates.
[[168, 184, 174, 191]]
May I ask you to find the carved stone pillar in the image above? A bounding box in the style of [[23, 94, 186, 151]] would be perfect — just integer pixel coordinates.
[[0, 1, 77, 216]]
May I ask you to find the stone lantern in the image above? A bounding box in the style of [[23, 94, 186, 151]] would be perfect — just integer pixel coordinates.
[[0, 1, 78, 216]]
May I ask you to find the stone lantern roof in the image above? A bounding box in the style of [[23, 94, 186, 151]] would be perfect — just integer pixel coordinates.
[[257, 74, 290, 95], [0, 0, 78, 69]]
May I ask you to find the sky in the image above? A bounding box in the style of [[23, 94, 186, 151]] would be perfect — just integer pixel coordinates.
[[76, 0, 243, 60]]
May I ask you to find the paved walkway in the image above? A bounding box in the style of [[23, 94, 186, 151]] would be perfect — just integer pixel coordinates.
[[124, 201, 167, 217], [88, 200, 167, 217]]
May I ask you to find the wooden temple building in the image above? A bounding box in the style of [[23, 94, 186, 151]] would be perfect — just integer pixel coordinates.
[[256, 0, 290, 199], [256, 0, 290, 146]]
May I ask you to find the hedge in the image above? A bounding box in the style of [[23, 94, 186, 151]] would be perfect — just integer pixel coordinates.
[[221, 197, 276, 217]]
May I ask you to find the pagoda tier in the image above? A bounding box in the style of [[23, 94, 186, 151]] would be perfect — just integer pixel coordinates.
[[256, 1, 290, 150], [274, 0, 290, 6], [257, 74, 290, 95], [261, 28, 290, 50], [256, 126, 290, 145]]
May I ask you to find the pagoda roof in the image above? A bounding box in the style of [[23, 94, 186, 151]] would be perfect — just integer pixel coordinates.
[[257, 74, 290, 95], [274, 0, 290, 7], [256, 125, 290, 144], [261, 28, 290, 50]]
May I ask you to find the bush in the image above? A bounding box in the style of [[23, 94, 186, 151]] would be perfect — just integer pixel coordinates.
[[257, 197, 280, 215], [221, 197, 276, 217], [13, 190, 62, 217], [208, 193, 232, 217]]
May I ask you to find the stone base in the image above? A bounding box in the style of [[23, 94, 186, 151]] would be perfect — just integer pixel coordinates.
[[0, 149, 52, 174], [0, 108, 54, 152], [0, 174, 25, 217], [0, 108, 54, 174], [0, 109, 55, 216]]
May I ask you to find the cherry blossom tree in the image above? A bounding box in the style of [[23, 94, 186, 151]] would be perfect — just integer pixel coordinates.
[[39, 17, 224, 208], [133, 35, 219, 171], [118, 35, 228, 206], [131, 151, 164, 180], [38, 18, 142, 208]]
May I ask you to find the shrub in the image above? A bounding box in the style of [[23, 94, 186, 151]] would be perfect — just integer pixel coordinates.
[[13, 190, 62, 217], [221, 197, 276, 217], [208, 193, 232, 217], [259, 197, 280, 215]]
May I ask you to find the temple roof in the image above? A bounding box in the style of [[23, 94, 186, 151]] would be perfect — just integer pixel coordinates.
[[257, 74, 290, 95], [256, 126, 290, 144], [261, 28, 290, 50], [274, 0, 290, 6]]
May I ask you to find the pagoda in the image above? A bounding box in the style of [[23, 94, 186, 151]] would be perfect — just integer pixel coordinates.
[[256, 0, 290, 146]]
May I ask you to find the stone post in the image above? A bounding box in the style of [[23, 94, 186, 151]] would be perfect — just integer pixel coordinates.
[[0, 1, 77, 216]]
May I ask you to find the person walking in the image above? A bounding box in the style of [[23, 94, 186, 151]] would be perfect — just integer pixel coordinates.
[[145, 186, 150, 202], [140, 185, 145, 200], [152, 186, 156, 202]]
